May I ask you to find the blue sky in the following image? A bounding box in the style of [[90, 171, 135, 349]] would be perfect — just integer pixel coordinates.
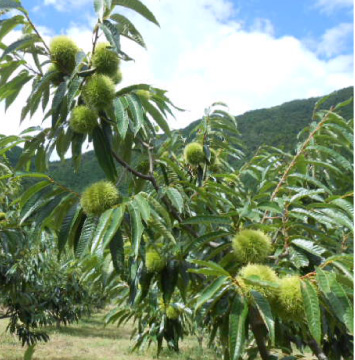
[[1, 0, 354, 134], [22, 0, 353, 58]]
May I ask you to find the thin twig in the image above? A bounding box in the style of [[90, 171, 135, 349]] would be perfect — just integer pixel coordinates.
[[24, 13, 50, 55]]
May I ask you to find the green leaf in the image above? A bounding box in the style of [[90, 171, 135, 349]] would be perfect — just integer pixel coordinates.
[[141, 98, 170, 134], [250, 290, 275, 345], [75, 215, 98, 257], [329, 279, 354, 334], [291, 239, 326, 257], [243, 276, 280, 289], [190, 259, 231, 277], [301, 280, 321, 344], [195, 276, 229, 311], [17, 180, 51, 208], [316, 268, 353, 333], [91, 208, 114, 253], [112, 0, 159, 26], [109, 229, 125, 276], [51, 81, 66, 127], [165, 187, 183, 213], [58, 203, 79, 255], [0, 15, 25, 42], [1, 34, 39, 59], [0, 71, 32, 101], [182, 215, 232, 225], [125, 93, 143, 135], [113, 97, 128, 139], [92, 126, 118, 182], [110, 13, 146, 48], [185, 230, 230, 253], [229, 295, 248, 360], [101, 205, 125, 249], [94, 0, 104, 19], [0, 0, 24, 11], [71, 132, 84, 172], [101, 20, 120, 52], [134, 193, 150, 223], [128, 201, 143, 259]]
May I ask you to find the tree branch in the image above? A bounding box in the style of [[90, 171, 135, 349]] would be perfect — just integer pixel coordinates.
[[307, 338, 328, 360], [111, 149, 206, 241]]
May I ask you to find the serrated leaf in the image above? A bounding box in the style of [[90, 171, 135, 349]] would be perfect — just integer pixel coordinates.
[[301, 280, 321, 344], [112, 0, 159, 26], [101, 20, 120, 52], [51, 81, 66, 127], [101, 205, 125, 249], [92, 126, 118, 182], [141, 98, 170, 134], [75, 215, 98, 257], [58, 203, 78, 255], [125, 93, 143, 135], [113, 97, 128, 139], [195, 276, 229, 311], [291, 239, 326, 257], [185, 230, 230, 253], [190, 259, 231, 277], [165, 187, 183, 213], [1, 34, 39, 59], [182, 215, 232, 225], [134, 193, 150, 222], [109, 229, 125, 276], [110, 13, 146, 48], [128, 201, 143, 259], [0, 15, 25, 43], [251, 290, 275, 345], [229, 295, 248, 360], [0, 0, 23, 11]]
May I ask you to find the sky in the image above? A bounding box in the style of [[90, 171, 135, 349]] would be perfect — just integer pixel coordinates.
[[0, 0, 353, 136]]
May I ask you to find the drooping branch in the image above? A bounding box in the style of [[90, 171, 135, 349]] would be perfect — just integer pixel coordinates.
[[111, 150, 159, 189], [111, 149, 204, 240], [307, 338, 328, 360]]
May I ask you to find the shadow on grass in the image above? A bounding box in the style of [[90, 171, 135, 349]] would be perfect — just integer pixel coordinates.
[[45, 315, 131, 341]]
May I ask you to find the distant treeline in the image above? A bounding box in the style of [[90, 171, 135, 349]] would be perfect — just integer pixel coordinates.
[[7, 86, 353, 192]]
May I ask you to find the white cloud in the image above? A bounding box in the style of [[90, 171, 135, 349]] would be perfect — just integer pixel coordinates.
[[0, 0, 353, 138], [251, 18, 275, 36], [315, 0, 354, 13], [44, 0, 92, 12], [116, 0, 353, 127], [317, 22, 353, 58]]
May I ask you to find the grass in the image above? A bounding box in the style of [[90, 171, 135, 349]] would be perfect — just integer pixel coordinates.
[[0, 311, 317, 360], [0, 312, 217, 360]]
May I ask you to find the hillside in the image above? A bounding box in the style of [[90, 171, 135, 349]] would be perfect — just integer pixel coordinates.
[[7, 86, 354, 192]]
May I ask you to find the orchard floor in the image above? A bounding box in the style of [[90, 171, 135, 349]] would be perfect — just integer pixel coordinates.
[[0, 311, 316, 360]]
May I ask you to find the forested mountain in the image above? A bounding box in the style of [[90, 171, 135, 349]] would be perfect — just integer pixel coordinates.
[[7, 86, 353, 192]]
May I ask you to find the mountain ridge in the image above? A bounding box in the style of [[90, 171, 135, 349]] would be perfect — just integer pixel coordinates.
[[7, 86, 353, 192]]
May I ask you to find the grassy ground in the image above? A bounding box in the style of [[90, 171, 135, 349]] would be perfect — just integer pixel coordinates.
[[0, 312, 316, 360], [0, 312, 217, 360]]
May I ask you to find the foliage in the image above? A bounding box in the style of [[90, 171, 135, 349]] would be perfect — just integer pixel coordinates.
[[0, 1, 353, 360], [0, 161, 105, 346]]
